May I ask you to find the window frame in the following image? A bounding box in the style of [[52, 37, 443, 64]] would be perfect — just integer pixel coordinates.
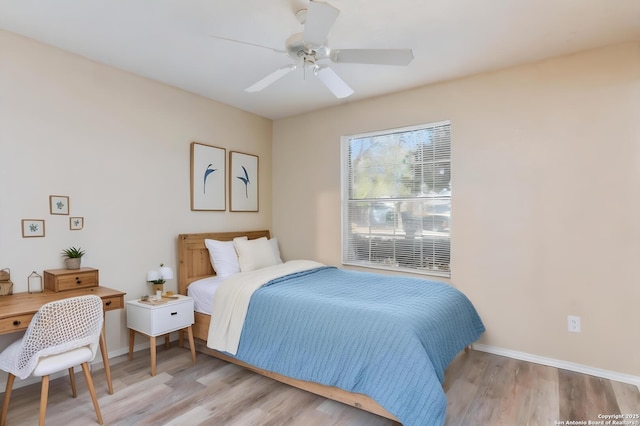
[[340, 120, 451, 278]]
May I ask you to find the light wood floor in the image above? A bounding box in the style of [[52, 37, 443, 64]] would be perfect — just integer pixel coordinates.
[[1, 343, 638, 425]]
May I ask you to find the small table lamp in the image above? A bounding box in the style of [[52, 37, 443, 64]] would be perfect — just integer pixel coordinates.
[[147, 263, 173, 296]]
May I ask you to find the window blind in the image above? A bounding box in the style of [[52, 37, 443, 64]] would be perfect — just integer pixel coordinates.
[[341, 121, 451, 277]]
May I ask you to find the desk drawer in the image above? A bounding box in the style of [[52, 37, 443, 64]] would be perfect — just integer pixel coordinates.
[[102, 295, 123, 311], [0, 314, 33, 333], [44, 268, 99, 292]]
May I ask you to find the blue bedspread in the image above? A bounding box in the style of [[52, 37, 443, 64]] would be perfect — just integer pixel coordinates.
[[234, 267, 485, 426]]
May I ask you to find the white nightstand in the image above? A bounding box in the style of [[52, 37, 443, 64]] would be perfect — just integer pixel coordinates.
[[126, 295, 196, 376]]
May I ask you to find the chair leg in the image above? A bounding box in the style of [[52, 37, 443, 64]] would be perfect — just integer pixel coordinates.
[[39, 375, 50, 426], [81, 362, 103, 425], [69, 367, 77, 397], [1, 373, 15, 426]]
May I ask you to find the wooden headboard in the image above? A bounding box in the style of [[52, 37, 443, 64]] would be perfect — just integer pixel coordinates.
[[177, 230, 271, 296]]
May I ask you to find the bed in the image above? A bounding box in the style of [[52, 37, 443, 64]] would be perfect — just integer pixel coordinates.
[[177, 230, 485, 425]]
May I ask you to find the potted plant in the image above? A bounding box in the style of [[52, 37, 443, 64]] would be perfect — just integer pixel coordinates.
[[61, 246, 85, 270]]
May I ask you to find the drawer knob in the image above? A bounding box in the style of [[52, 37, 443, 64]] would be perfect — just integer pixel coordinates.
[[13, 320, 21, 326], [171, 312, 177, 316], [105, 301, 112, 306], [75, 277, 82, 284]]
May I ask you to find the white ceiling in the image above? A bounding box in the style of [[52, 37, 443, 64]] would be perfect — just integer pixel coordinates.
[[1, 0, 639, 120]]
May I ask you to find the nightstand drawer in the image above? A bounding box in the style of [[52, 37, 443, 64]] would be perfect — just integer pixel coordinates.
[[126, 297, 195, 337], [150, 303, 194, 335]]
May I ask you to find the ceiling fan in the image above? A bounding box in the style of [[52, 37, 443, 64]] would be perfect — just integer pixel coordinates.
[[211, 0, 414, 99]]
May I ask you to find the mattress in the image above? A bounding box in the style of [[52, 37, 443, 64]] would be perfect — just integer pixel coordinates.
[[187, 276, 223, 315]]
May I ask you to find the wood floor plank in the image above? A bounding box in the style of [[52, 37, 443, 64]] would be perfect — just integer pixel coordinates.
[[526, 362, 560, 426], [250, 385, 322, 426], [456, 352, 506, 424], [584, 375, 621, 419], [508, 361, 536, 424], [485, 357, 521, 425], [1, 345, 638, 425], [558, 369, 589, 421], [611, 380, 640, 415], [161, 406, 211, 426], [443, 348, 492, 424]]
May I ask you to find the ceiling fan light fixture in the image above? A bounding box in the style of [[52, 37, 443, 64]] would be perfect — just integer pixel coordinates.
[[303, 54, 316, 66]]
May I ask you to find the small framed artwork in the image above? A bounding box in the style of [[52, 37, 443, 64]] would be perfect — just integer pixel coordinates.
[[22, 219, 45, 238], [230, 151, 259, 212], [70, 217, 84, 230], [49, 195, 69, 215], [191, 142, 226, 211]]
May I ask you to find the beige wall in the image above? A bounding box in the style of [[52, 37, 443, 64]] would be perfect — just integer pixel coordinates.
[[2, 27, 638, 384], [0, 31, 272, 368], [273, 42, 640, 376]]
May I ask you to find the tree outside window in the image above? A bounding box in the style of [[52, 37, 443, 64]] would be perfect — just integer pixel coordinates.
[[342, 121, 451, 276]]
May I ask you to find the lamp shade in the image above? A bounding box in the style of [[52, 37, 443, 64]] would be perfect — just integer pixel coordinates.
[[147, 270, 160, 282], [159, 266, 174, 280]]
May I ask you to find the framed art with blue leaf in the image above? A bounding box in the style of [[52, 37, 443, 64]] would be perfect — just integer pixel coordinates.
[[191, 142, 226, 211], [230, 151, 258, 212], [70, 217, 84, 230], [22, 219, 45, 238], [49, 195, 69, 215]]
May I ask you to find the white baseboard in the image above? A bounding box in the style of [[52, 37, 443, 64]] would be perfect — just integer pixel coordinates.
[[472, 343, 640, 391]]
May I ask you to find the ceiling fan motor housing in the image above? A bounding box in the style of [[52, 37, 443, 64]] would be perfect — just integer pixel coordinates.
[[286, 32, 330, 61]]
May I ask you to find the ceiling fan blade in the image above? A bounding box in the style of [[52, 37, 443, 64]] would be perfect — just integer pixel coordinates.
[[210, 34, 286, 54], [331, 48, 414, 66], [314, 66, 353, 99], [245, 65, 297, 92], [303, 0, 340, 48]]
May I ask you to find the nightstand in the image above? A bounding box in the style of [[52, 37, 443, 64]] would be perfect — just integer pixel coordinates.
[[126, 295, 196, 376]]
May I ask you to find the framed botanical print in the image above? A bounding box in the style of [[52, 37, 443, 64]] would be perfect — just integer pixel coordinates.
[[230, 151, 258, 212], [49, 195, 69, 215], [70, 217, 84, 230], [22, 219, 45, 238], [191, 142, 226, 211]]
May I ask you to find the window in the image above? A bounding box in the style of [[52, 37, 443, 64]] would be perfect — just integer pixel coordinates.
[[341, 121, 451, 277]]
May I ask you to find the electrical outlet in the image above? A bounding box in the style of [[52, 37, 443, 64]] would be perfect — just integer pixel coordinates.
[[568, 315, 581, 333]]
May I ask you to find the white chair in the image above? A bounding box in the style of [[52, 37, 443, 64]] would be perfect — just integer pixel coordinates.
[[0, 295, 104, 426]]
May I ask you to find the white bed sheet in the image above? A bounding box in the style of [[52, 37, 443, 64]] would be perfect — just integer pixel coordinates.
[[187, 276, 223, 315]]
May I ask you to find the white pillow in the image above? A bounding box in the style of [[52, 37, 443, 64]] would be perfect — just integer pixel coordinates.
[[269, 237, 283, 264], [234, 237, 278, 272], [204, 237, 247, 278]]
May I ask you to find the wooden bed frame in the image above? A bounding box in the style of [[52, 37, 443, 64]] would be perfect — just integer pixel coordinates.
[[177, 230, 399, 423]]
